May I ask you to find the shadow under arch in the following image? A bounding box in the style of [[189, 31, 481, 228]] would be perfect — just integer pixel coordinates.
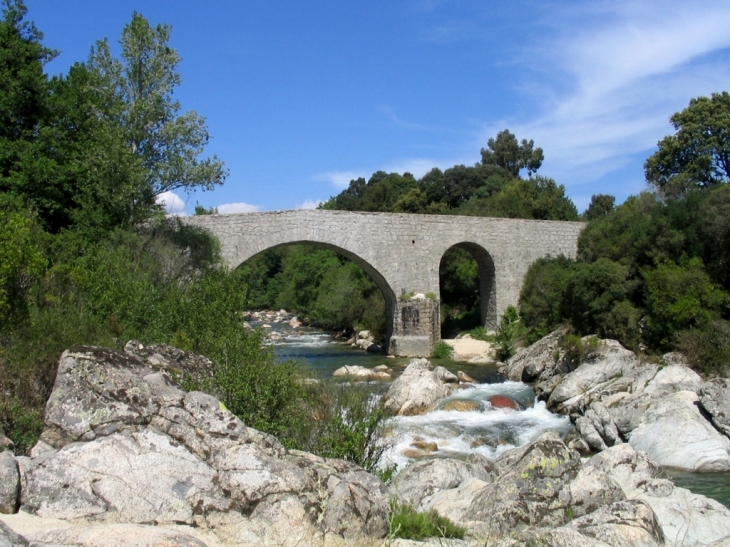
[[237, 240, 398, 351], [441, 242, 497, 330]]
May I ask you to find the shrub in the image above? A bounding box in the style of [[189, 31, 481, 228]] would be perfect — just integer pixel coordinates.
[[493, 306, 525, 361], [676, 320, 730, 376], [560, 334, 601, 369], [389, 501, 466, 540], [432, 340, 453, 359]]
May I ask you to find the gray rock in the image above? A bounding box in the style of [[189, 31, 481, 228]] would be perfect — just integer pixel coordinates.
[[332, 365, 390, 380], [391, 456, 496, 510], [565, 500, 665, 547], [547, 340, 639, 413], [587, 443, 730, 546], [700, 378, 730, 438], [642, 364, 702, 398], [629, 391, 730, 471], [562, 466, 625, 518], [124, 340, 215, 387], [575, 416, 607, 452], [29, 523, 210, 547], [383, 359, 449, 415], [433, 366, 458, 384], [0, 522, 27, 547], [500, 327, 569, 383], [0, 453, 18, 515]]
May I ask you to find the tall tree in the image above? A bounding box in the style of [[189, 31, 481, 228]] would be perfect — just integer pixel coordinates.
[[645, 92, 730, 197], [87, 12, 227, 209], [480, 129, 544, 177]]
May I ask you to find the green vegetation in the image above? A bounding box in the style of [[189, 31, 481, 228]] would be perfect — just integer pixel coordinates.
[[432, 340, 453, 359], [388, 501, 466, 540], [518, 95, 730, 374]]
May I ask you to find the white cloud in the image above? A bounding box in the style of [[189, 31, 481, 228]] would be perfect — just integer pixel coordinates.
[[156, 191, 187, 215], [217, 202, 264, 214], [295, 199, 323, 210], [483, 0, 730, 193], [315, 171, 366, 189]]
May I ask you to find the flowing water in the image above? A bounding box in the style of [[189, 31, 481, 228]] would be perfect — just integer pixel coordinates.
[[260, 319, 730, 509]]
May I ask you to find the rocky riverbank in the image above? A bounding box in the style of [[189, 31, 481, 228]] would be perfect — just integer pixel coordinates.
[[1, 336, 730, 546]]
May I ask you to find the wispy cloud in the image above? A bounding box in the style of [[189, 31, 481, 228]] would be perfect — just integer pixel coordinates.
[[217, 202, 264, 214], [156, 191, 187, 216], [489, 0, 730, 193], [295, 199, 323, 210], [315, 171, 366, 189]]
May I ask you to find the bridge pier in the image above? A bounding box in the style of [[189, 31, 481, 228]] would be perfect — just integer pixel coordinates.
[[388, 296, 440, 358]]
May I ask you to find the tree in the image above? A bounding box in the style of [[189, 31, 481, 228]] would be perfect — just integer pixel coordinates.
[[645, 92, 730, 197], [583, 194, 615, 220], [480, 129, 544, 177], [87, 13, 227, 209]]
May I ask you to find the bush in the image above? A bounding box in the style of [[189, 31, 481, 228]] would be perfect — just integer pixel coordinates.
[[493, 306, 525, 361], [560, 334, 601, 369], [519, 255, 575, 342], [677, 320, 730, 375], [389, 501, 466, 540], [432, 340, 453, 359]]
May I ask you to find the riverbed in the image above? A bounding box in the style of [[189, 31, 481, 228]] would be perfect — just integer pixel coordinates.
[[261, 320, 730, 509]]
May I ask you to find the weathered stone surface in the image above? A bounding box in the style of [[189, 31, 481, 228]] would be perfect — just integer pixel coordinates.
[[183, 210, 585, 354], [0, 521, 27, 547], [332, 365, 390, 380], [628, 391, 730, 471], [391, 456, 496, 510], [700, 378, 730, 438], [383, 359, 449, 415], [124, 340, 215, 386], [547, 340, 639, 413], [19, 345, 390, 545], [439, 400, 480, 412], [642, 364, 702, 398], [564, 500, 665, 547], [0, 453, 19, 516], [29, 523, 210, 547], [433, 366, 458, 384], [500, 326, 569, 383], [587, 443, 730, 546]]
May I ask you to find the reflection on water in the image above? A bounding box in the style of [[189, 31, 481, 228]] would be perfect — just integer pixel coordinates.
[[260, 319, 730, 509]]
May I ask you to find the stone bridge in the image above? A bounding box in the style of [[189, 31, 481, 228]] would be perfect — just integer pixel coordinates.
[[184, 210, 585, 357]]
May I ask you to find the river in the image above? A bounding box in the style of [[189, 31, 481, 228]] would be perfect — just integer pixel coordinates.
[[261, 320, 730, 509]]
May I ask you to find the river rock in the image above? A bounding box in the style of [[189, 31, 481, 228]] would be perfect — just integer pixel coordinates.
[[547, 339, 639, 414], [456, 371, 476, 383], [586, 443, 730, 545], [16, 346, 390, 546], [332, 365, 390, 380], [0, 521, 27, 547], [439, 399, 480, 412], [628, 390, 730, 471], [700, 378, 730, 438], [642, 364, 703, 398], [488, 395, 519, 411], [433, 366, 458, 383], [500, 326, 569, 382], [383, 359, 450, 415], [0, 452, 19, 515]]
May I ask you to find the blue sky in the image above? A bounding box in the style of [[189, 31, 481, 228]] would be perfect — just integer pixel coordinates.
[[29, 0, 730, 214]]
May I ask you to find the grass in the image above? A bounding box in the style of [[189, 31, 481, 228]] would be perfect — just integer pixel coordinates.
[[389, 500, 466, 540], [432, 340, 453, 359]]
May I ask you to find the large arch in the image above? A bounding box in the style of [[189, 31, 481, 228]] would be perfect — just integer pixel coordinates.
[[440, 242, 497, 331], [234, 240, 398, 352]]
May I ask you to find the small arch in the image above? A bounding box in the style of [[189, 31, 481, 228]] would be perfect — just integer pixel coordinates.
[[440, 242, 497, 331], [235, 240, 398, 350]]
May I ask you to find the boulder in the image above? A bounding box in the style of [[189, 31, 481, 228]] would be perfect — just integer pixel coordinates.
[[0, 521, 27, 547], [563, 500, 665, 547], [124, 340, 215, 387], [439, 400, 480, 412], [382, 359, 450, 415], [628, 391, 730, 471], [488, 395, 519, 411], [642, 364, 702, 398], [17, 346, 390, 545], [0, 452, 19, 515], [433, 366, 458, 384], [547, 339, 639, 413], [332, 365, 390, 380], [587, 443, 730, 546], [700, 378, 730, 438], [500, 326, 569, 382], [456, 371, 476, 383]]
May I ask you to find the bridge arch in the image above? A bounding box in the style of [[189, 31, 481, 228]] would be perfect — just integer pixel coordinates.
[[234, 240, 398, 351]]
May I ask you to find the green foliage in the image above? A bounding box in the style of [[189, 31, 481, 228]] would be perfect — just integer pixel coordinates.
[[676, 320, 730, 375], [560, 334, 601, 369], [388, 501, 466, 540], [432, 340, 452, 359], [643, 258, 729, 350], [439, 246, 481, 336], [519, 256, 575, 342], [645, 92, 730, 197], [87, 12, 227, 200], [493, 306, 525, 361], [0, 398, 42, 454], [480, 129, 544, 177], [583, 194, 615, 220], [302, 383, 391, 474], [467, 326, 491, 341]]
